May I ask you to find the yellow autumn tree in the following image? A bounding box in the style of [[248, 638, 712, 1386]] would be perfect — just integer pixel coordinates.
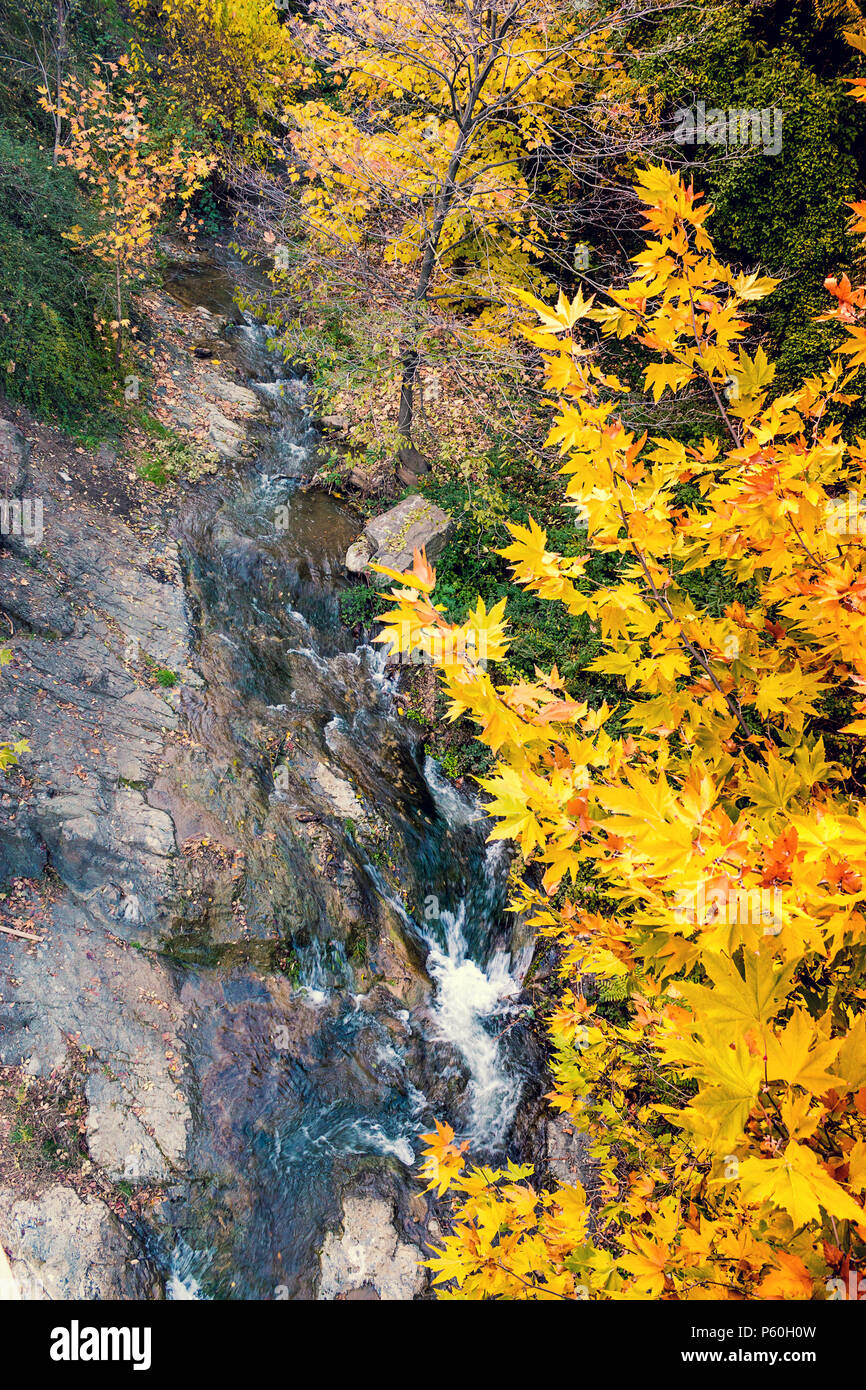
[[264, 0, 653, 449], [129, 0, 302, 157], [39, 57, 214, 362], [375, 156, 866, 1299]]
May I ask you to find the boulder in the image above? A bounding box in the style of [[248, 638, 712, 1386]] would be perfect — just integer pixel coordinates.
[[321, 413, 349, 434], [205, 405, 251, 460], [201, 372, 263, 412], [396, 444, 430, 489], [0, 1185, 163, 1299], [318, 1195, 426, 1301], [345, 536, 373, 575], [346, 494, 453, 582]]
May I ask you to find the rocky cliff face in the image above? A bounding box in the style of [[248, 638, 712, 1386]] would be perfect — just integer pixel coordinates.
[[0, 321, 223, 1295]]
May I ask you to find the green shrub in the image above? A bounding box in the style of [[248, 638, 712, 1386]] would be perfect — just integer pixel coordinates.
[[339, 583, 381, 629], [0, 131, 120, 431], [419, 453, 611, 695], [633, 2, 866, 389]]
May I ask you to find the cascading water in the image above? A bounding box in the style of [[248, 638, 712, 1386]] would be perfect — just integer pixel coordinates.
[[425, 901, 521, 1143], [151, 255, 537, 1299]]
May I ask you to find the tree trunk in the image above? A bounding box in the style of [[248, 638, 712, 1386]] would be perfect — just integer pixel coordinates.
[[115, 254, 123, 367], [389, 7, 517, 443], [397, 347, 419, 438], [52, 0, 67, 167], [397, 140, 469, 442]]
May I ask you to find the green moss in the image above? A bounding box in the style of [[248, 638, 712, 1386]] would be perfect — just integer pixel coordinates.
[[632, 1, 866, 392], [346, 921, 368, 965], [0, 131, 120, 431]]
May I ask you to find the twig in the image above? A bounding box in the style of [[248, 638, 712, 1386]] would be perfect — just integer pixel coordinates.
[[0, 922, 44, 942]]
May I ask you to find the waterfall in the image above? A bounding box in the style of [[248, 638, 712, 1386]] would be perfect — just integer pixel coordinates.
[[425, 902, 521, 1143]]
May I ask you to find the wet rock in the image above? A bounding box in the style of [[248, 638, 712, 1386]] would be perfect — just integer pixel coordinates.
[[292, 750, 368, 825], [318, 1195, 426, 1300], [0, 1185, 163, 1299], [225, 323, 274, 377], [254, 379, 307, 410], [0, 418, 29, 498], [367, 921, 432, 1009], [195, 306, 230, 335], [201, 372, 263, 413], [345, 494, 453, 579], [206, 405, 251, 460]]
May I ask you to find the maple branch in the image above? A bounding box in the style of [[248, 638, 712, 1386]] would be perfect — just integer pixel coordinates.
[[612, 490, 753, 740], [684, 280, 741, 447]]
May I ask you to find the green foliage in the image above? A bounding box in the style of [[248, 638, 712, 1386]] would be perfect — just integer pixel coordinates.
[[378, 452, 624, 780], [189, 177, 224, 235], [136, 457, 172, 486], [634, 0, 866, 387], [0, 131, 119, 429], [155, 668, 178, 687], [345, 921, 368, 965], [0, 0, 132, 135], [2, 1059, 89, 1177], [420, 454, 615, 694], [339, 583, 380, 629]]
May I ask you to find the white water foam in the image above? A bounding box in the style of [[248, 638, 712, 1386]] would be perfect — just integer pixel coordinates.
[[425, 902, 520, 1144], [281, 1109, 416, 1167], [423, 754, 482, 826], [166, 1239, 211, 1300], [363, 855, 522, 1147]]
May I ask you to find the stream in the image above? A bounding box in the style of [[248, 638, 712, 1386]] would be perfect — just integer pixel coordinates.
[[144, 257, 539, 1299]]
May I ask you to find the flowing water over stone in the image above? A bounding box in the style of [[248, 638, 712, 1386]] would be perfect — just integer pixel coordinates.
[[140, 261, 538, 1299], [0, 257, 541, 1301]]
